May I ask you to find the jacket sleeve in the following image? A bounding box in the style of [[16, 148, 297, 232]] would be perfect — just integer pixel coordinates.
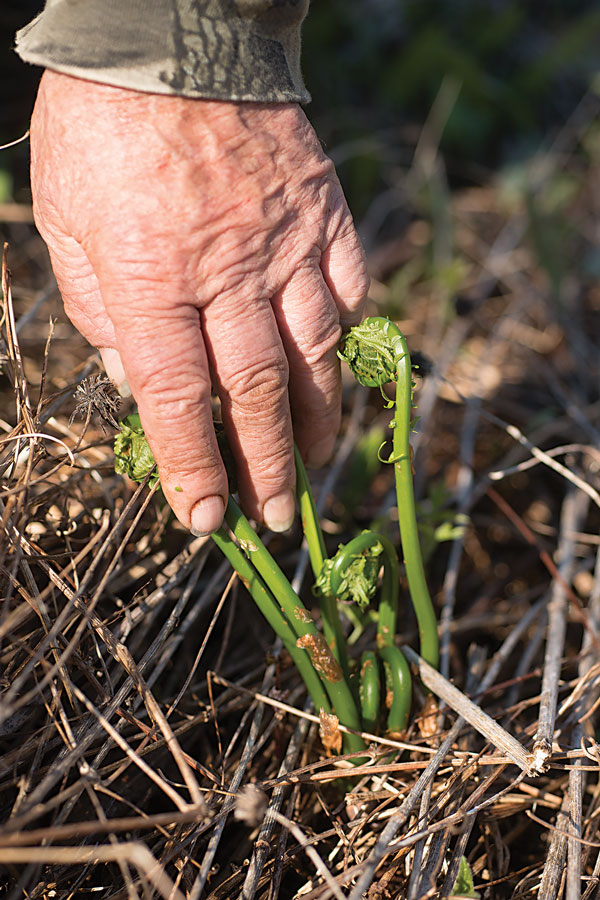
[[15, 0, 310, 104]]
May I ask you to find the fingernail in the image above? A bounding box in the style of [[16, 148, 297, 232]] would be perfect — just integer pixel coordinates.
[[307, 438, 334, 468], [263, 490, 295, 533], [190, 495, 225, 536], [100, 347, 131, 398]]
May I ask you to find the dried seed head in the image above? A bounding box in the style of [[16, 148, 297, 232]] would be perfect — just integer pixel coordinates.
[[69, 373, 121, 431]]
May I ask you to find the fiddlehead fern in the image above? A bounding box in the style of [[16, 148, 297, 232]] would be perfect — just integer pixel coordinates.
[[337, 316, 440, 729], [114, 314, 438, 752], [339, 316, 439, 672], [114, 413, 159, 485]]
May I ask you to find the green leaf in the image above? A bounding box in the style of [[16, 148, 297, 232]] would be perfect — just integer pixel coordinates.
[[434, 514, 469, 544], [450, 856, 480, 898], [114, 414, 159, 486]]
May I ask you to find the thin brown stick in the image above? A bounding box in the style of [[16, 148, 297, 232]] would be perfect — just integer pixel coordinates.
[[533, 487, 590, 772], [0, 844, 185, 900], [402, 645, 532, 772]]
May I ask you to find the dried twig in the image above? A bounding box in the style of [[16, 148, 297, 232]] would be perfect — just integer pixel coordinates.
[[241, 705, 311, 900], [189, 666, 276, 900], [402, 645, 532, 772], [533, 487, 590, 772], [0, 844, 185, 900]]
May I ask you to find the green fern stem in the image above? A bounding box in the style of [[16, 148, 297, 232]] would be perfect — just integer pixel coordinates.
[[223, 497, 365, 754], [379, 645, 412, 733], [389, 324, 440, 670], [294, 446, 327, 577], [211, 526, 332, 717], [359, 651, 380, 734], [295, 447, 350, 682], [338, 316, 439, 674]]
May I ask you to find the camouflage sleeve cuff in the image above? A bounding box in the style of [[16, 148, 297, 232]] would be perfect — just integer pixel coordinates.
[[15, 0, 311, 104]]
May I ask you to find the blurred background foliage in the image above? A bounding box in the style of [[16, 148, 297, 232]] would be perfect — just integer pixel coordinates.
[[1, 0, 599, 212], [301, 0, 599, 218]]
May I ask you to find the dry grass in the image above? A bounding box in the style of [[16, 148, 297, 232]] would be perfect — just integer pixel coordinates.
[[0, 91, 599, 899]]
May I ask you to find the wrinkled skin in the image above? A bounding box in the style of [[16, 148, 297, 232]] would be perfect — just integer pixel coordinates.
[[30, 70, 368, 534]]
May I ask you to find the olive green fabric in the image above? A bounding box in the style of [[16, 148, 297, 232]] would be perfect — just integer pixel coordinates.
[[15, 0, 310, 103]]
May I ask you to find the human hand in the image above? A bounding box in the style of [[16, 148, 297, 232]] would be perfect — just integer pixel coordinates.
[[30, 71, 368, 534]]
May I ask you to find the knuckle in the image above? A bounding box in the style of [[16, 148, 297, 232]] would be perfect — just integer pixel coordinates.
[[159, 458, 227, 492], [344, 272, 371, 319], [135, 366, 210, 421], [293, 357, 340, 416], [251, 437, 293, 482], [322, 189, 352, 235], [138, 409, 226, 488], [295, 380, 339, 423], [298, 316, 342, 367], [338, 238, 369, 287], [162, 451, 224, 487], [299, 404, 340, 441], [105, 273, 188, 312], [351, 249, 370, 291], [226, 356, 289, 410]]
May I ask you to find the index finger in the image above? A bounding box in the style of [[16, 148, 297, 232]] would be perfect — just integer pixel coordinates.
[[102, 282, 229, 535]]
